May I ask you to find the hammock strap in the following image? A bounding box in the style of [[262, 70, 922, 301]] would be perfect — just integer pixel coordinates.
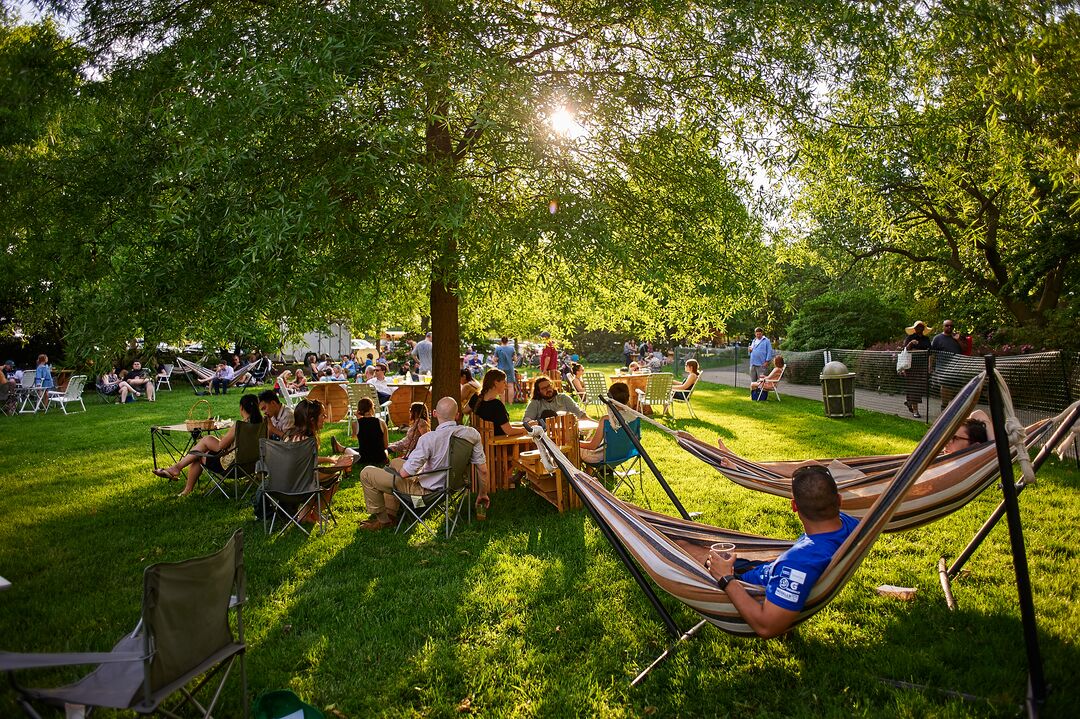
[[993, 369, 1036, 486]]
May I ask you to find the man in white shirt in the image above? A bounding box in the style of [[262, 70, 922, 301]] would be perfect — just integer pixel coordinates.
[[258, 390, 294, 439], [359, 396, 489, 530], [366, 363, 397, 404]]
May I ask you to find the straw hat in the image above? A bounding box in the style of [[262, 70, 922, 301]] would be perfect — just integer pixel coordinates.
[[905, 320, 931, 334]]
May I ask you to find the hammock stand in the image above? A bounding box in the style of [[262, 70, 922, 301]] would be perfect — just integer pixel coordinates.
[[553, 358, 1045, 716]]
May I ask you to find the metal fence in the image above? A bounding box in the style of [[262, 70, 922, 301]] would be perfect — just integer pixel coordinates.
[[675, 345, 1079, 459]]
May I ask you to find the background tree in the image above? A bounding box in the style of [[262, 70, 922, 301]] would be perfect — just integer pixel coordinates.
[[790, 0, 1080, 334]]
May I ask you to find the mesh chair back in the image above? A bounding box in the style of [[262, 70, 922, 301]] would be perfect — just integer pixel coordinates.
[[582, 371, 607, 400], [259, 438, 319, 493], [603, 418, 641, 465], [142, 530, 243, 694], [234, 420, 269, 470], [445, 434, 477, 493], [642, 373, 673, 403], [61, 375, 87, 399], [20, 373, 35, 390]]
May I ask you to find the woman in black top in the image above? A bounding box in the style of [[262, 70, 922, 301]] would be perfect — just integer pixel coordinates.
[[350, 397, 389, 466], [474, 369, 527, 438], [900, 321, 932, 418]]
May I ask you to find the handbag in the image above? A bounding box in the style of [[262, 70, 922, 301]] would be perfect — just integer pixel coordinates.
[[896, 347, 912, 372]]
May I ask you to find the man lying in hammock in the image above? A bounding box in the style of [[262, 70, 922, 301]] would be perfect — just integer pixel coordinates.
[[707, 411, 990, 469], [704, 465, 858, 638]]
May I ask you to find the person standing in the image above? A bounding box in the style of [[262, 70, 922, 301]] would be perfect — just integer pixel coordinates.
[[33, 354, 54, 389], [539, 339, 558, 377], [494, 337, 517, 404], [748, 328, 774, 384], [412, 331, 433, 375], [622, 339, 637, 369], [931, 320, 963, 354], [900, 320, 932, 418], [931, 319, 964, 410]]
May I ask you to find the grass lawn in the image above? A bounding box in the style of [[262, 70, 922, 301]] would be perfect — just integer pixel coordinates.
[[1, 371, 1078, 718]]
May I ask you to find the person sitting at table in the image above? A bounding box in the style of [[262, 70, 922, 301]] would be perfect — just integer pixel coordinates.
[[125, 360, 156, 401], [330, 396, 389, 467], [627, 361, 641, 374], [397, 358, 421, 382], [367, 363, 398, 405], [0, 367, 16, 415], [385, 401, 430, 468], [749, 355, 785, 393], [579, 382, 635, 464], [672, 359, 700, 400], [474, 369, 527, 438], [459, 369, 482, 419], [523, 376, 587, 423], [33, 354, 54, 389], [258, 389, 294, 439], [152, 393, 267, 496], [100, 369, 139, 403]]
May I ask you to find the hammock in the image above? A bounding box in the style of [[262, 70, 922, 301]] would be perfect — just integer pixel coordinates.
[[528, 372, 989, 644], [611, 398, 1078, 534], [175, 357, 259, 394]]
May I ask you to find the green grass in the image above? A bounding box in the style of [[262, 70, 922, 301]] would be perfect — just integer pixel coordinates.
[[1, 375, 1078, 718]]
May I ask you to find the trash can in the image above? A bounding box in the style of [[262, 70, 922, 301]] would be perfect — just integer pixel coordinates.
[[820, 360, 855, 418]]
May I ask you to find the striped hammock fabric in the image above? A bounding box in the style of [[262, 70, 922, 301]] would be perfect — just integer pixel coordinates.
[[175, 357, 259, 388], [531, 372, 989, 637], [675, 417, 1057, 533]]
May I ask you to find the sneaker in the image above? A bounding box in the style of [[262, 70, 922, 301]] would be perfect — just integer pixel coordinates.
[[912, 410, 921, 418]]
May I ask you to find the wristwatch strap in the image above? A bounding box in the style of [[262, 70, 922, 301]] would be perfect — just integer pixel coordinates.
[[717, 574, 737, 591]]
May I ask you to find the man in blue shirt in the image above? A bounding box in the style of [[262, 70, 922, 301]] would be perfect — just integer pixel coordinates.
[[748, 327, 774, 384], [706, 464, 857, 637], [493, 337, 517, 403]]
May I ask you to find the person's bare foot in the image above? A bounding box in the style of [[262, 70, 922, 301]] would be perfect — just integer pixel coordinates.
[[153, 467, 180, 480]]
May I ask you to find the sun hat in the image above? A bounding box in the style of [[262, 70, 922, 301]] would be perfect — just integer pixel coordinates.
[[905, 320, 931, 334]]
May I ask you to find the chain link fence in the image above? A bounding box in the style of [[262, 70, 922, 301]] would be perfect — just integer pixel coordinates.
[[676, 346, 1079, 460]]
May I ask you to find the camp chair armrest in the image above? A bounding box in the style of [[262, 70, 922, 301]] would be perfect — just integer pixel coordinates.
[[0, 650, 146, 671]]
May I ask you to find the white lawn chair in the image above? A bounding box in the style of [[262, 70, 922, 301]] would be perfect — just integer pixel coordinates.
[[155, 363, 174, 391], [17, 373, 41, 413], [672, 377, 699, 418], [46, 375, 88, 415]]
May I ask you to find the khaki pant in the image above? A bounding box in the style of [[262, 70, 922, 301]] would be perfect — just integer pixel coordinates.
[[360, 464, 426, 522]]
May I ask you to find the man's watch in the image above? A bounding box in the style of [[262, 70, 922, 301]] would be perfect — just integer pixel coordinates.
[[716, 574, 737, 591]]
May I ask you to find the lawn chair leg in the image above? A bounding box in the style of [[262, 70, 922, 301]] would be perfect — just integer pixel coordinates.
[[630, 618, 710, 687]]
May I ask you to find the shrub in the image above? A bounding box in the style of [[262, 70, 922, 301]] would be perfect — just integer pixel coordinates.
[[783, 290, 906, 352]]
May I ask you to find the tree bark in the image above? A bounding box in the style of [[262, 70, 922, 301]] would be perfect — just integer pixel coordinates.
[[430, 271, 460, 427]]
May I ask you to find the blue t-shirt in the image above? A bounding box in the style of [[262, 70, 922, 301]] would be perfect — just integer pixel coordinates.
[[749, 336, 774, 366], [494, 345, 516, 381], [738, 512, 858, 612]]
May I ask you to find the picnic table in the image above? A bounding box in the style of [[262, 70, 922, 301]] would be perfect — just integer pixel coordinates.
[[608, 372, 650, 410], [305, 381, 350, 423], [150, 420, 232, 470], [387, 380, 431, 427]]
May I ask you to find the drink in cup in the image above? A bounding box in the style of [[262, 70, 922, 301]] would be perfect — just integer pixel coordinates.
[[710, 542, 736, 561]]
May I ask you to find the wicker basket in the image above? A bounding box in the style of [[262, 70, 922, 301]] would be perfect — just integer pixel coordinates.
[[185, 399, 215, 430]]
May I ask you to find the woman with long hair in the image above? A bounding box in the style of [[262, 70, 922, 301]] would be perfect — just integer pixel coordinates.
[[474, 369, 527, 438], [387, 401, 429, 463], [672, 359, 701, 400], [153, 393, 266, 496]]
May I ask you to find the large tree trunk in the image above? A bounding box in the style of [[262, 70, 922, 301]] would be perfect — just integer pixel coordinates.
[[430, 271, 460, 426]]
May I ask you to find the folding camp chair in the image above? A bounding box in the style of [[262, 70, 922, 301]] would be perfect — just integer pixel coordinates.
[[583, 418, 642, 496], [257, 438, 343, 537], [155, 364, 174, 392], [581, 370, 609, 418], [1, 530, 248, 718], [635, 373, 673, 417], [394, 435, 476, 538], [45, 375, 88, 415], [193, 421, 269, 500]]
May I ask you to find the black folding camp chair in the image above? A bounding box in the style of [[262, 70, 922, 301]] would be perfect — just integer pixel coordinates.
[[192, 421, 269, 500], [1, 531, 248, 718], [257, 438, 344, 537], [393, 435, 475, 538]]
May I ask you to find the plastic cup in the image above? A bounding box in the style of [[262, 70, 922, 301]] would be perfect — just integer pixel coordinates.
[[476, 504, 488, 521], [710, 542, 736, 561]]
